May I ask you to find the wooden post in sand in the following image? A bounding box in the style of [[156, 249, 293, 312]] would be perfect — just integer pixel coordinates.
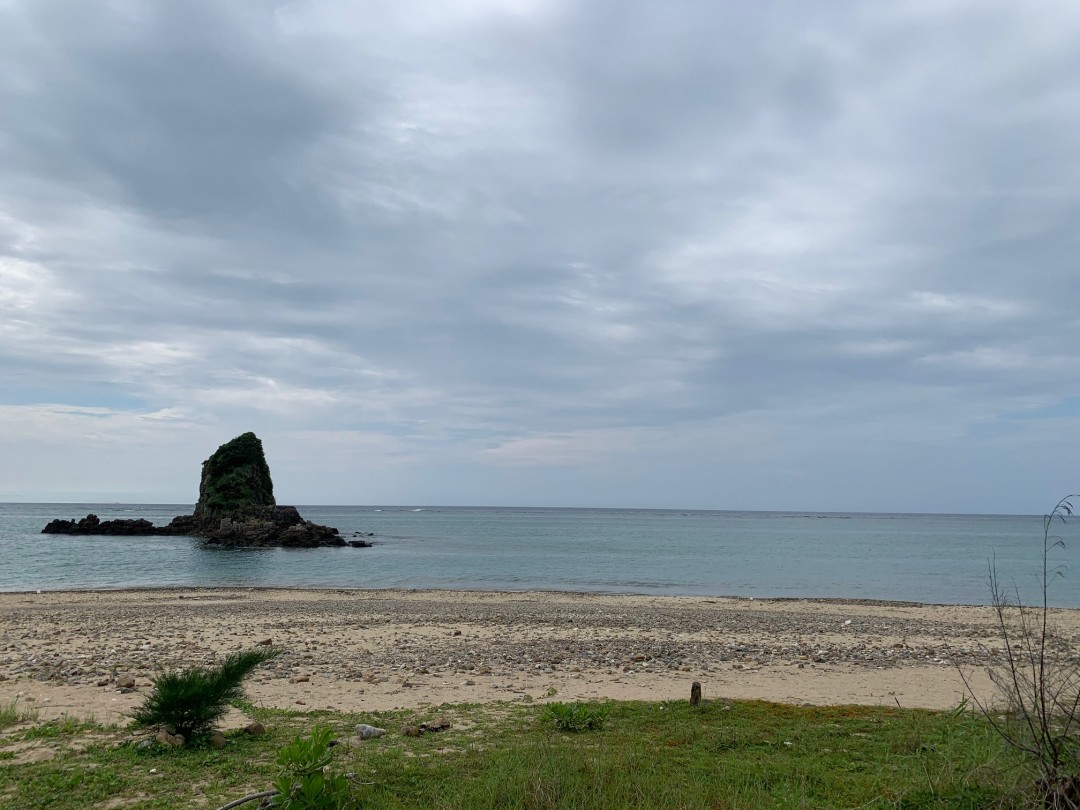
[[690, 681, 702, 706]]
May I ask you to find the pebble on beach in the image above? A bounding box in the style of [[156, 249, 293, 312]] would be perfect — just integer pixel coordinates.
[[1, 588, 1075, 715]]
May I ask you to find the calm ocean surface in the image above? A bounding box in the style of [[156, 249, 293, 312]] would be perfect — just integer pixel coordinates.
[[1, 504, 1077, 607]]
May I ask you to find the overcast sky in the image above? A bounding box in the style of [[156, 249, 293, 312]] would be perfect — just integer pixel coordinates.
[[2, 1, 1079, 512]]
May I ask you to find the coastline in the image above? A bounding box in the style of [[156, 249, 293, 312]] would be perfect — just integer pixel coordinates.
[[0, 583, 983, 607], [3, 587, 1078, 724]]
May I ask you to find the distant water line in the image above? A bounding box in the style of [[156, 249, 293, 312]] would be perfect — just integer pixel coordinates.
[[1, 503, 1077, 607]]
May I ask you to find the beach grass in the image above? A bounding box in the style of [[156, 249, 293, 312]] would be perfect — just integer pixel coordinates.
[[0, 699, 34, 731], [0, 698, 1029, 809], [0, 703, 19, 732]]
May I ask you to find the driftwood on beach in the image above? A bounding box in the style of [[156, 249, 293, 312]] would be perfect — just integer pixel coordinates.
[[41, 432, 372, 549]]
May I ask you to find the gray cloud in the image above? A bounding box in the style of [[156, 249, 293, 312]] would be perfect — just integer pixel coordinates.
[[2, 0, 1080, 510]]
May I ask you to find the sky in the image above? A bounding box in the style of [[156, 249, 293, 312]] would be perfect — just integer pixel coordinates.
[[1, 1, 1079, 512]]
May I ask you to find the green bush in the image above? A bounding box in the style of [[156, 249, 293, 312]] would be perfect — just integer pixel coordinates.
[[544, 701, 609, 733], [271, 726, 356, 809], [131, 647, 279, 743]]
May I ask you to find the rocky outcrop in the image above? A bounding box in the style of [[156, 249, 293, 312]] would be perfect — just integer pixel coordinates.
[[162, 434, 341, 548], [192, 432, 276, 525], [42, 515, 158, 536], [41, 433, 371, 549], [174, 434, 349, 547], [196, 504, 346, 549]]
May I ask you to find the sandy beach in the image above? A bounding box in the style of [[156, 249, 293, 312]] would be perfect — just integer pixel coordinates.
[[2, 588, 1078, 726]]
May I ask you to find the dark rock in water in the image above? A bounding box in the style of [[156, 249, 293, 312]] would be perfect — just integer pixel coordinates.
[[41, 432, 362, 548], [193, 432, 276, 524], [174, 435, 345, 547], [162, 514, 199, 534], [42, 514, 158, 536], [200, 503, 344, 548]]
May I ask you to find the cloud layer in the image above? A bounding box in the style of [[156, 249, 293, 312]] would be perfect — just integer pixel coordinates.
[[2, 0, 1080, 511]]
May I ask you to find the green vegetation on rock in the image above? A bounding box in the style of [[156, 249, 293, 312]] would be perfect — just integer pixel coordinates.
[[193, 432, 276, 521]]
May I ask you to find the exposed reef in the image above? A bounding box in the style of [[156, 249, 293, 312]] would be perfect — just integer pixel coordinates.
[[41, 432, 373, 549], [41, 515, 158, 536]]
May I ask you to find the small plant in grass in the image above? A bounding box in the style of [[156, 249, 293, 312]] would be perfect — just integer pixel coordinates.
[[961, 496, 1080, 808], [24, 716, 99, 739], [545, 702, 608, 733], [0, 697, 34, 729], [131, 647, 279, 744], [269, 726, 356, 809], [0, 699, 21, 729]]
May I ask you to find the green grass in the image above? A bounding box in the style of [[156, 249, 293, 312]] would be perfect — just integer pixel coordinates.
[[21, 717, 101, 740], [544, 701, 609, 732], [0, 699, 34, 730], [0, 698, 1035, 809], [0, 702, 19, 731]]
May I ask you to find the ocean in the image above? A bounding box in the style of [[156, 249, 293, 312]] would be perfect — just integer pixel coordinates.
[[1, 503, 1077, 607]]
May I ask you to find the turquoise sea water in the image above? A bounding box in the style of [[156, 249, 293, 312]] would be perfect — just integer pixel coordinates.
[[1, 503, 1077, 606]]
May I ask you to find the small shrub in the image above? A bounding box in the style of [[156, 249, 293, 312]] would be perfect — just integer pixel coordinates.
[[545, 702, 608, 733], [962, 496, 1080, 809], [0, 698, 29, 729], [271, 726, 355, 809], [131, 647, 279, 743]]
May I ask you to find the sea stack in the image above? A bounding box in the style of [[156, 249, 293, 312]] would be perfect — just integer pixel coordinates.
[[165, 432, 345, 547], [43, 432, 371, 548], [193, 431, 277, 524]]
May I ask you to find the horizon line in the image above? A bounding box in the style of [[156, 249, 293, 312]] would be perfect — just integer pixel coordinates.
[[0, 501, 1047, 519]]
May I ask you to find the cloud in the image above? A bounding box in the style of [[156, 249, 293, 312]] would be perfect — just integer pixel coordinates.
[[2, 0, 1080, 511]]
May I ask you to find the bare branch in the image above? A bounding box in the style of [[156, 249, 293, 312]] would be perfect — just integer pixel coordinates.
[[215, 790, 277, 810]]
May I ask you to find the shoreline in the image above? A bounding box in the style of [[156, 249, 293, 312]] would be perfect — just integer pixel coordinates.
[[2, 587, 1078, 724], [0, 584, 1021, 609]]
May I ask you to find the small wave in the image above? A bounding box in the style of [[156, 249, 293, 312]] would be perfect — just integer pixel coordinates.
[[411, 508, 424, 512]]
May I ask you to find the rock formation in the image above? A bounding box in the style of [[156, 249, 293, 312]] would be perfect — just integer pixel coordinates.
[[41, 515, 158, 536], [42, 432, 372, 548], [192, 431, 276, 524]]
